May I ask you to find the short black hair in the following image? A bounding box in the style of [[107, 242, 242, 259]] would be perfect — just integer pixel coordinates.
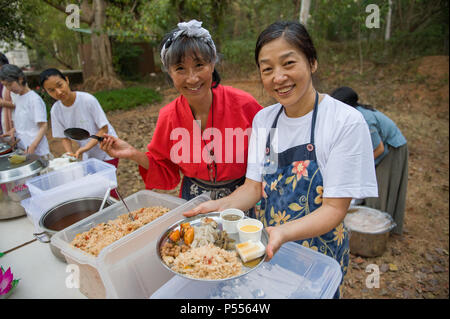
[[255, 21, 317, 69], [331, 86, 375, 111], [39, 68, 67, 87], [331, 86, 359, 107], [0, 52, 9, 66], [0, 64, 26, 85]]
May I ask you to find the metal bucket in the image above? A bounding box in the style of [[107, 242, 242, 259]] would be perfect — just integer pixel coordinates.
[[0, 154, 47, 219], [344, 206, 396, 257], [35, 197, 115, 261]]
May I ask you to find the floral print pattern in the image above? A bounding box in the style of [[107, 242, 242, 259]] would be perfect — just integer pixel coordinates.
[[269, 207, 291, 226], [292, 160, 310, 180], [314, 185, 323, 205], [259, 150, 349, 299]]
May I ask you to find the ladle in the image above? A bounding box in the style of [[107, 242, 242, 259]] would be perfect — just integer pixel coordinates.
[[115, 187, 134, 221], [64, 128, 104, 142]]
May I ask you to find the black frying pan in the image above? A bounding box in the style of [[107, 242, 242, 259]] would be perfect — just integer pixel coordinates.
[[64, 128, 104, 142]]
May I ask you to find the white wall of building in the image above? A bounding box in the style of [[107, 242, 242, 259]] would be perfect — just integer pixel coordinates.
[[0, 42, 31, 68]]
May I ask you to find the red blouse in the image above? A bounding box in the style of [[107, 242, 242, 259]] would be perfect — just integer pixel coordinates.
[[139, 84, 262, 191]]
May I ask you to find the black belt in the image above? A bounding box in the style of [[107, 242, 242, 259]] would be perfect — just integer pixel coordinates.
[[183, 176, 245, 200]]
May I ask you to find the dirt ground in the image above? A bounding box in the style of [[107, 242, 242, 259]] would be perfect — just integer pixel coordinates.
[[47, 56, 449, 299]]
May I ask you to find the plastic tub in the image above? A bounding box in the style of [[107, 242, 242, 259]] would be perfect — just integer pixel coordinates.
[[21, 178, 115, 232], [51, 190, 210, 299], [151, 241, 342, 299], [25, 158, 117, 197]]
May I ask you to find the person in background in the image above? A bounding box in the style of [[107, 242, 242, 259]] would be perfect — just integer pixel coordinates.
[[39, 68, 119, 166], [40, 68, 119, 199], [184, 21, 378, 298], [331, 86, 408, 235], [100, 20, 262, 201], [0, 53, 14, 137], [0, 64, 51, 158]]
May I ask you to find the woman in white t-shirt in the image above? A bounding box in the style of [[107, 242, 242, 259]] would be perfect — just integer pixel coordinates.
[[0, 64, 51, 157], [184, 21, 378, 298], [39, 68, 118, 167]]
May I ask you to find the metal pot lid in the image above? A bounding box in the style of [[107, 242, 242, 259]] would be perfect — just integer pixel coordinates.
[[344, 206, 396, 234], [0, 154, 48, 183]]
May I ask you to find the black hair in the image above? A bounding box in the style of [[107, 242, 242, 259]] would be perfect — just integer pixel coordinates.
[[159, 28, 220, 88], [0, 64, 27, 85], [39, 68, 67, 87], [255, 21, 317, 68], [331, 86, 375, 111], [0, 52, 9, 66]]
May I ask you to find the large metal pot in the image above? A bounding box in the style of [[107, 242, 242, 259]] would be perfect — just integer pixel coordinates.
[[35, 197, 115, 261], [0, 154, 47, 219], [344, 206, 396, 257]]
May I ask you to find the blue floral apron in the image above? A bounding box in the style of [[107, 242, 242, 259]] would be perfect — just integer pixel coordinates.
[[254, 92, 349, 298]]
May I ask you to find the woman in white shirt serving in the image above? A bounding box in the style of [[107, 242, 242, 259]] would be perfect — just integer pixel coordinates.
[[0, 64, 51, 158], [39, 68, 118, 167], [184, 21, 378, 298]]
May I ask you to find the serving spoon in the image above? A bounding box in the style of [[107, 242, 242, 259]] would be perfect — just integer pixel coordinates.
[[64, 128, 104, 142], [115, 187, 135, 221]]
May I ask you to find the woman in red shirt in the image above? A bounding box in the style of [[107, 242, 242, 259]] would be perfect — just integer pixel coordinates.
[[101, 20, 262, 200]]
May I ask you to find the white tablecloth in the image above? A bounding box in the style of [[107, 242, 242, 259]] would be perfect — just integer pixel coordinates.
[[0, 216, 86, 299]]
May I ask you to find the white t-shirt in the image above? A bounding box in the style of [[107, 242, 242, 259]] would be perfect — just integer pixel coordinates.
[[50, 91, 117, 161], [12, 90, 50, 156], [246, 94, 378, 199]]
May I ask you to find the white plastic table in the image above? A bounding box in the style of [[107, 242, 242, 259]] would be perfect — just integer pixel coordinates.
[[0, 216, 86, 299]]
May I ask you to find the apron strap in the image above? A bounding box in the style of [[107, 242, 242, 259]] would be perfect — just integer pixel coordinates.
[[265, 106, 284, 154], [310, 91, 319, 145]]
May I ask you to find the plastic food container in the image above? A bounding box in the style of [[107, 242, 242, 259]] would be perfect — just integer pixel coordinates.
[[220, 208, 244, 234], [21, 175, 115, 231], [51, 190, 210, 299], [151, 241, 342, 299], [237, 218, 263, 242], [25, 158, 117, 197], [344, 206, 396, 257]]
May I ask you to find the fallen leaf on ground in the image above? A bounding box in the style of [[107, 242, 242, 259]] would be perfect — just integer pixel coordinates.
[[389, 263, 399, 272]]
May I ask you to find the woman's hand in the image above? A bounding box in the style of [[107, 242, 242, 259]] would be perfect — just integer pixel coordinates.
[[265, 226, 285, 262], [74, 147, 86, 159], [100, 134, 137, 159], [183, 199, 224, 217], [25, 143, 37, 155]]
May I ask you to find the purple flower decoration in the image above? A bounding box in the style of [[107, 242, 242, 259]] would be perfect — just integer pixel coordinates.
[[0, 266, 19, 298]]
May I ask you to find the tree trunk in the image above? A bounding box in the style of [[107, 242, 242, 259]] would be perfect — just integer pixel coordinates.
[[210, 0, 228, 51], [358, 24, 363, 75], [299, 0, 311, 26], [385, 0, 393, 41], [293, 0, 301, 21], [84, 0, 122, 91], [42, 0, 122, 91]]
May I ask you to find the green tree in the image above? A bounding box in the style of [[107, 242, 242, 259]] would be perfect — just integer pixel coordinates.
[[42, 0, 124, 90], [0, 0, 36, 45], [23, 0, 82, 70]]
